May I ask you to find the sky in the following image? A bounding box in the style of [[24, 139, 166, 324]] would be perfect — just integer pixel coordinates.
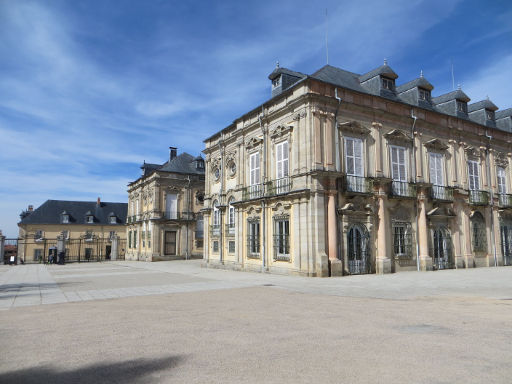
[[1, 0, 511, 237]]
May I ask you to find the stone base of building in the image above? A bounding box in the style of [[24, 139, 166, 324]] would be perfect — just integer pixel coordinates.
[[474, 255, 492, 268], [126, 253, 203, 262], [376, 258, 391, 274], [329, 259, 343, 276], [454, 256, 465, 269], [419, 256, 433, 271], [203, 260, 320, 277], [464, 255, 475, 268]]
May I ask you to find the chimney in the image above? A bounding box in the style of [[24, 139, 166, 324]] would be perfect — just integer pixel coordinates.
[[169, 147, 177, 161], [97, 197, 101, 206], [28, 205, 33, 212]]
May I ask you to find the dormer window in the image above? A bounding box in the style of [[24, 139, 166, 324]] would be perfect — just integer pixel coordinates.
[[457, 100, 467, 113], [109, 215, 117, 224], [418, 88, 430, 101], [486, 110, 495, 121], [272, 75, 281, 89], [85, 230, 93, 241], [382, 77, 395, 91], [62, 214, 69, 223], [35, 230, 44, 241], [86, 215, 94, 224]]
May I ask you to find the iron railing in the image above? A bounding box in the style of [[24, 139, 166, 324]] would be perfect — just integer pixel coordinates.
[[498, 194, 512, 208], [273, 234, 290, 261], [345, 175, 373, 194], [246, 235, 260, 259], [211, 224, 221, 237], [391, 181, 417, 198], [242, 177, 292, 200], [225, 224, 236, 236], [431, 185, 454, 201], [469, 190, 489, 205]]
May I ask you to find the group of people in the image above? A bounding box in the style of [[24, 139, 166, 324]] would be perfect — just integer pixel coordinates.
[[48, 247, 65, 265]]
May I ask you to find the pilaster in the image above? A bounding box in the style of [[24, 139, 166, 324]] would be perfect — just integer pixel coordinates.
[[417, 187, 432, 271], [376, 187, 391, 274]]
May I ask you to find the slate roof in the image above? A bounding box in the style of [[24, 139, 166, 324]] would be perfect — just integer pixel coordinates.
[[396, 76, 434, 93], [359, 63, 398, 82], [158, 153, 205, 175], [468, 99, 499, 112], [311, 65, 366, 93], [268, 67, 306, 80], [496, 108, 512, 119], [432, 89, 471, 104], [19, 200, 128, 225]]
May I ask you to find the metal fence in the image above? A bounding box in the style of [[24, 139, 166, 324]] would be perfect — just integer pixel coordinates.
[[4, 238, 126, 264]]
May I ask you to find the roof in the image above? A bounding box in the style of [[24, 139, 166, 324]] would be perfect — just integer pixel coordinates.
[[396, 76, 434, 93], [311, 65, 366, 93], [158, 153, 205, 175], [19, 200, 128, 225], [496, 108, 512, 119], [468, 99, 499, 112], [359, 62, 398, 82], [268, 66, 306, 80], [432, 89, 471, 104]]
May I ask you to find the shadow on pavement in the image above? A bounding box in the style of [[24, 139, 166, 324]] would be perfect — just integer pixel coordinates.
[[0, 356, 185, 384]]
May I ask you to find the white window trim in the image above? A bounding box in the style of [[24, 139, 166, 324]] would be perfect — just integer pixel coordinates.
[[275, 140, 289, 179], [389, 145, 408, 182], [497, 166, 507, 194], [344, 137, 364, 177], [429, 152, 445, 186], [249, 152, 261, 186], [467, 160, 480, 191]]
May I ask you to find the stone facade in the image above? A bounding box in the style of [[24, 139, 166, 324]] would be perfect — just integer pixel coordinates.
[[203, 62, 512, 276], [126, 148, 205, 261]]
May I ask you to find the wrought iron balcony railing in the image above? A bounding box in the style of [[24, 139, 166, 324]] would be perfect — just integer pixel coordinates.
[[345, 175, 373, 194], [242, 184, 265, 200], [498, 193, 512, 208], [211, 224, 221, 237], [155, 211, 196, 221], [241, 177, 293, 200], [469, 190, 489, 205], [431, 185, 454, 201], [225, 224, 236, 236], [391, 181, 417, 198]]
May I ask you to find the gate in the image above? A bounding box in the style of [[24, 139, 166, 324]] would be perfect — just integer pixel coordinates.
[[500, 225, 512, 266], [432, 227, 452, 270], [347, 224, 371, 274]]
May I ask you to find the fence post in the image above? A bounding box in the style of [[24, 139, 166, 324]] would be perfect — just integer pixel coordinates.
[[57, 235, 66, 262], [0, 231, 5, 264], [78, 239, 82, 263], [111, 235, 119, 261]]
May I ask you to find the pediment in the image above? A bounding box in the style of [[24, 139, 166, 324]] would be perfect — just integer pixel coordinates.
[[338, 121, 371, 135], [245, 136, 263, 150], [495, 152, 508, 168], [270, 124, 293, 139], [424, 138, 449, 151], [384, 129, 412, 143], [427, 207, 455, 217]]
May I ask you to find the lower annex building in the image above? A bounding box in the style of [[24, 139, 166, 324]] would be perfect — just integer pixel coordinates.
[[203, 61, 512, 276]]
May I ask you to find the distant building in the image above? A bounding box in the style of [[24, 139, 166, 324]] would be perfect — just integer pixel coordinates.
[[126, 147, 205, 261], [18, 198, 127, 263]]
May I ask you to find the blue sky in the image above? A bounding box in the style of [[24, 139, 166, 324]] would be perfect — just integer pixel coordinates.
[[1, 0, 511, 237]]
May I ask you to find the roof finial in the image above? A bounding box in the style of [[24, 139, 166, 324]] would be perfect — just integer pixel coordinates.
[[276, 61, 279, 68], [420, 70, 424, 78], [457, 83, 461, 90], [384, 58, 388, 65]]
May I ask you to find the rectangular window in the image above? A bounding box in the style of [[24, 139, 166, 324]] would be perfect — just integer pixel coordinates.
[[35, 230, 44, 241], [34, 249, 42, 261], [382, 77, 394, 91], [250, 152, 260, 185], [248, 220, 260, 255], [274, 218, 290, 260], [418, 88, 430, 101], [213, 240, 219, 253], [276, 141, 289, 179], [497, 167, 507, 194], [390, 146, 407, 181], [110, 216, 117, 224], [62, 215, 69, 224], [134, 230, 137, 248], [486, 110, 495, 121], [345, 137, 363, 176], [196, 215, 204, 239], [393, 222, 412, 258], [166, 193, 177, 219], [429, 153, 444, 186], [457, 101, 467, 113], [468, 160, 480, 191], [164, 231, 176, 255], [85, 231, 93, 241], [142, 223, 146, 248], [228, 241, 235, 253], [128, 231, 132, 248], [148, 222, 152, 248]]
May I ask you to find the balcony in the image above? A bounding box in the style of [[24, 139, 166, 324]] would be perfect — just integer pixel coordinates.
[[242, 184, 265, 200], [155, 211, 196, 221], [225, 224, 236, 236], [267, 177, 292, 196], [211, 224, 221, 237], [345, 175, 373, 194], [469, 190, 489, 206], [498, 193, 512, 208], [431, 185, 454, 202], [391, 181, 417, 198]]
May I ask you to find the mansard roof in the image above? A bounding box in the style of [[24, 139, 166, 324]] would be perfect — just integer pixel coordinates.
[[396, 75, 434, 93], [496, 108, 512, 119], [19, 200, 127, 225], [268, 66, 306, 81], [311, 65, 366, 93], [359, 62, 398, 82], [432, 89, 471, 104], [468, 99, 499, 112]]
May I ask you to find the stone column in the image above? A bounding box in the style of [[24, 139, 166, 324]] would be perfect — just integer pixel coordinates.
[[376, 187, 391, 274], [459, 142, 468, 189], [481, 147, 488, 188], [417, 188, 432, 270], [463, 207, 474, 268], [452, 199, 464, 269], [373, 122, 383, 178], [203, 212, 210, 263], [111, 235, 119, 260], [448, 140, 458, 186], [414, 132, 423, 182], [488, 149, 496, 193], [327, 191, 342, 276]]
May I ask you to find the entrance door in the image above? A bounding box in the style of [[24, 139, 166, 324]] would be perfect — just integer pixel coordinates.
[[164, 231, 177, 255], [347, 225, 369, 274], [500, 225, 512, 266], [433, 228, 451, 269]]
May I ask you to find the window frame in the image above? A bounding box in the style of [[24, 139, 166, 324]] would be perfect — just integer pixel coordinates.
[[390, 145, 408, 182], [249, 152, 261, 186], [344, 137, 364, 177], [429, 152, 445, 186], [467, 160, 480, 191], [275, 140, 289, 180], [497, 166, 507, 194]]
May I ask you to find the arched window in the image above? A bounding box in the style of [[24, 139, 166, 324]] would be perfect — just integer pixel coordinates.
[[471, 212, 486, 252]]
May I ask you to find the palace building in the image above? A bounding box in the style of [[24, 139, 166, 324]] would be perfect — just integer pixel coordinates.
[[126, 147, 205, 261], [202, 61, 512, 276]]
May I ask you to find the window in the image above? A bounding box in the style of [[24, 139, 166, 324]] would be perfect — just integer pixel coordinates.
[[390, 146, 407, 181], [109, 216, 117, 224], [274, 218, 290, 260], [142, 222, 146, 248], [166, 193, 177, 219], [128, 230, 132, 248], [164, 231, 176, 255], [109, 231, 116, 240], [429, 153, 444, 186], [213, 240, 219, 253], [457, 100, 467, 113], [196, 214, 204, 239], [497, 167, 507, 194], [229, 162, 237, 176], [381, 77, 394, 91], [471, 213, 486, 252], [228, 241, 235, 253], [148, 222, 152, 248], [85, 230, 93, 241], [345, 138, 363, 177], [276, 141, 289, 179], [250, 152, 260, 185], [467, 160, 480, 191], [418, 88, 430, 101], [86, 215, 94, 224], [393, 222, 412, 258], [213, 201, 220, 226], [214, 167, 220, 180], [248, 220, 260, 256], [486, 110, 495, 121], [130, 201, 134, 216], [133, 230, 137, 248], [135, 200, 140, 215], [62, 215, 69, 224], [34, 249, 42, 261], [61, 230, 69, 240], [228, 198, 235, 233], [272, 76, 281, 89], [35, 230, 44, 241], [347, 225, 369, 275]]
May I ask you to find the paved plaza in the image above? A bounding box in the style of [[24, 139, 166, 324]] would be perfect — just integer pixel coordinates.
[[1, 261, 512, 383]]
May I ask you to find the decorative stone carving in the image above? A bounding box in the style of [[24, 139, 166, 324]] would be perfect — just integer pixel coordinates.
[[293, 110, 307, 120], [337, 121, 371, 135], [270, 124, 293, 139], [464, 144, 482, 159], [390, 206, 410, 222], [424, 138, 449, 151], [495, 152, 508, 168], [245, 136, 263, 150], [384, 129, 413, 144]]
